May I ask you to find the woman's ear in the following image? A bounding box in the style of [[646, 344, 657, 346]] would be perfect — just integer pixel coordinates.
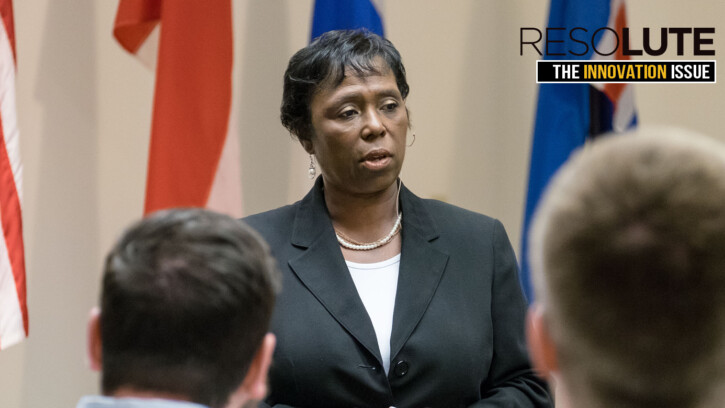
[[87, 307, 103, 371], [300, 138, 314, 155], [526, 303, 558, 377]]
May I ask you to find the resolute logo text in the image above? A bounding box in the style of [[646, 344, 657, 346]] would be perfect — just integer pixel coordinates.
[[520, 27, 716, 83]]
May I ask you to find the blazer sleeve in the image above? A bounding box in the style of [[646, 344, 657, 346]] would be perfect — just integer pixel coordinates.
[[468, 220, 553, 408]]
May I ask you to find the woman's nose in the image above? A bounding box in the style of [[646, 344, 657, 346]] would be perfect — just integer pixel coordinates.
[[362, 109, 385, 140]]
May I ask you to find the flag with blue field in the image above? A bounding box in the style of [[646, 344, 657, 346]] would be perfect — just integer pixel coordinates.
[[311, 0, 384, 40], [520, 0, 637, 302]]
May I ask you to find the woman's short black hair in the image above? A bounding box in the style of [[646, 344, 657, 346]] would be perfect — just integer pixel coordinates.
[[281, 29, 409, 143]]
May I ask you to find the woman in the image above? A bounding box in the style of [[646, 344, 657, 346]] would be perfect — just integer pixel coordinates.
[[245, 30, 551, 408]]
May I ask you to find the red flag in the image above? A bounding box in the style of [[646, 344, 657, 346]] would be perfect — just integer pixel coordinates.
[[114, 0, 242, 217], [0, 0, 28, 350]]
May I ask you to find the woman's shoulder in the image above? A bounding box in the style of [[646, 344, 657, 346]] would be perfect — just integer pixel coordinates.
[[243, 202, 299, 237], [419, 198, 500, 231], [416, 198, 513, 253]]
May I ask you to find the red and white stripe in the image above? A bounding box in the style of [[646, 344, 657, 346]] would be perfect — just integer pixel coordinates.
[[0, 0, 28, 350], [114, 0, 242, 217], [591, 0, 636, 132]]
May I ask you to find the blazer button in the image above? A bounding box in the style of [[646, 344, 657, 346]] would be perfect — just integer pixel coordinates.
[[393, 360, 409, 377]]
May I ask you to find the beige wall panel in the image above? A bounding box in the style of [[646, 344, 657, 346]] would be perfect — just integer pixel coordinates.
[[0, 1, 722, 407]]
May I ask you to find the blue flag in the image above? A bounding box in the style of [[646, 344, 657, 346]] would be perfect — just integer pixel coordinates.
[[311, 0, 384, 40], [520, 0, 637, 302]]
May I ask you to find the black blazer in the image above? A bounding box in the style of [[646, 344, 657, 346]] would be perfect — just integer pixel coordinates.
[[245, 178, 551, 408]]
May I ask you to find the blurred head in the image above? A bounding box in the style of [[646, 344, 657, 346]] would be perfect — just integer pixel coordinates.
[[527, 128, 725, 408], [87, 209, 280, 408], [281, 30, 410, 196]]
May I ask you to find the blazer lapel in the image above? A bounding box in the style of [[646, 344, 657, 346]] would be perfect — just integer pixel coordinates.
[[390, 184, 449, 360], [288, 178, 383, 364]]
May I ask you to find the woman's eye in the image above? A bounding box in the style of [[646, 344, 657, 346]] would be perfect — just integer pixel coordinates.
[[339, 109, 357, 118], [382, 102, 398, 111]]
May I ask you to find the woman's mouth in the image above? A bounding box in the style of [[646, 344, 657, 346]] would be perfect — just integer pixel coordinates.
[[361, 150, 392, 170]]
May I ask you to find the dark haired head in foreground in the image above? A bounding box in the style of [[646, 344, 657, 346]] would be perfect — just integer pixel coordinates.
[[81, 208, 280, 408], [528, 128, 725, 408]]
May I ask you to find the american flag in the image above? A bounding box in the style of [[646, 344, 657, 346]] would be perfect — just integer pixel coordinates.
[[0, 0, 28, 350]]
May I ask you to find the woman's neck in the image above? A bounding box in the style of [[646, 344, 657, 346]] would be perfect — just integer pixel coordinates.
[[323, 179, 400, 243]]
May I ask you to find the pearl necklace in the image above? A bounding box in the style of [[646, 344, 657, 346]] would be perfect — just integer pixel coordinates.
[[335, 212, 402, 251]]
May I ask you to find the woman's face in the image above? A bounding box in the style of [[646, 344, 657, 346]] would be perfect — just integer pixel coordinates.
[[304, 61, 409, 196]]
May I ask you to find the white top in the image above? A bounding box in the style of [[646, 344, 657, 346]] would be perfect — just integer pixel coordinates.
[[346, 254, 401, 374]]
